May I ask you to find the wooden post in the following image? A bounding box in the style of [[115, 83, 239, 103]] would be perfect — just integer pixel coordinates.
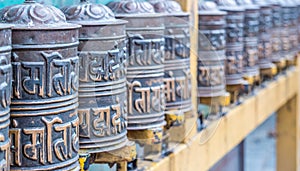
[[175, 0, 199, 142], [277, 95, 300, 171], [277, 58, 300, 171]]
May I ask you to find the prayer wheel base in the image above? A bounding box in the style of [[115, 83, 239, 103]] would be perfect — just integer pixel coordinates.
[[273, 59, 287, 74], [260, 65, 277, 81], [78, 141, 136, 171], [226, 85, 243, 104], [243, 75, 260, 95]]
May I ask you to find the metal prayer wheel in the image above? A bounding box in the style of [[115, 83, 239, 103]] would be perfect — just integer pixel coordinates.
[[62, 0, 129, 155], [296, 1, 300, 57], [266, 0, 286, 71], [198, 1, 228, 113], [0, 1, 81, 170], [236, 0, 260, 85], [252, 0, 277, 78], [277, 0, 294, 67], [0, 25, 12, 171], [287, 0, 299, 66], [107, 0, 165, 143], [216, 0, 245, 103], [149, 0, 192, 128]]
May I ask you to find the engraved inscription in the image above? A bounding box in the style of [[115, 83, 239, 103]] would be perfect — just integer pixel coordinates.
[[79, 48, 126, 82], [0, 55, 11, 109], [258, 41, 272, 59], [128, 81, 165, 115], [0, 133, 9, 170], [78, 104, 127, 138], [10, 117, 79, 166], [199, 30, 226, 51], [198, 65, 224, 87], [164, 70, 191, 102], [12, 52, 79, 99], [128, 35, 164, 66], [226, 52, 243, 75], [165, 30, 190, 60]]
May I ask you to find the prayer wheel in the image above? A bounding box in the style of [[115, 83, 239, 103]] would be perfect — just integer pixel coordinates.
[[252, 0, 277, 78], [107, 0, 166, 144], [236, 0, 260, 85], [62, 0, 129, 154], [0, 1, 81, 170], [149, 0, 192, 128], [287, 0, 299, 66], [0, 24, 12, 171], [216, 0, 245, 103], [266, 0, 286, 71], [277, 0, 293, 67], [198, 1, 228, 113]]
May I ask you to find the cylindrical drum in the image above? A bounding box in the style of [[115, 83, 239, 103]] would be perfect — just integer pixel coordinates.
[[107, 0, 166, 131], [287, 0, 299, 64], [296, 1, 300, 54], [217, 1, 245, 86], [149, 0, 192, 127], [0, 1, 81, 170], [198, 1, 227, 98], [0, 25, 12, 171], [277, 0, 293, 65], [236, 0, 260, 79], [266, 0, 285, 69], [62, 0, 128, 153], [252, 0, 276, 71]]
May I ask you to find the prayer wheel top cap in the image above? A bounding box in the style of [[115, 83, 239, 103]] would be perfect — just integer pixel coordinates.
[[252, 0, 273, 7], [62, 0, 127, 25], [216, 0, 245, 12], [148, 0, 188, 16], [288, 0, 300, 6], [0, 0, 80, 30], [198, 1, 227, 15], [264, 0, 281, 6], [107, 0, 163, 17], [236, 0, 259, 10], [276, 0, 294, 7]]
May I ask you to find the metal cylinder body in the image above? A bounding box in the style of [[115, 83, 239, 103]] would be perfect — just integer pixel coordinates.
[[287, 0, 299, 63], [0, 1, 81, 170], [267, 1, 285, 68], [0, 25, 12, 171], [149, 0, 192, 127], [217, 2, 245, 86], [198, 1, 227, 98], [62, 1, 128, 153], [252, 0, 275, 71], [236, 1, 260, 79], [107, 0, 166, 131]]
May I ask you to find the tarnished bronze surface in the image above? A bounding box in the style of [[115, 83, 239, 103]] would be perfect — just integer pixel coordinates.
[[0, 1, 81, 170], [62, 0, 129, 154], [252, 0, 276, 72], [276, 0, 296, 67], [108, 0, 166, 132], [236, 0, 260, 81], [217, 0, 245, 86], [0, 24, 12, 171], [266, 0, 286, 71], [198, 1, 226, 99], [296, 0, 300, 56], [149, 0, 192, 128], [287, 0, 299, 65]]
